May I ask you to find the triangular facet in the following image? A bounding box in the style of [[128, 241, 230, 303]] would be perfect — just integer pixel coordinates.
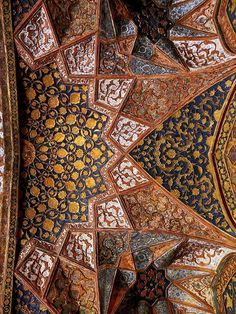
[[172, 302, 211, 313], [167, 268, 210, 281], [179, 0, 217, 34], [170, 25, 211, 38], [18, 6, 57, 58], [122, 185, 221, 241], [118, 37, 136, 55], [154, 240, 185, 268], [119, 252, 136, 271], [129, 57, 177, 75], [100, 0, 116, 39], [179, 275, 214, 307], [169, 0, 206, 22], [108, 270, 137, 314], [132, 36, 183, 71], [99, 268, 116, 314], [123, 67, 234, 124], [151, 239, 183, 261], [130, 232, 179, 252], [172, 239, 234, 269], [168, 284, 209, 309], [97, 79, 133, 110]]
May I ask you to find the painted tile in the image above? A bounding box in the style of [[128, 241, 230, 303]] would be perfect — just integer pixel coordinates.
[[130, 232, 178, 252], [99, 42, 129, 75], [153, 300, 169, 314], [98, 231, 129, 266], [180, 275, 214, 307], [100, 0, 116, 39], [131, 74, 236, 236], [172, 240, 234, 269], [122, 185, 220, 240], [99, 268, 116, 314], [18, 6, 57, 58], [170, 25, 209, 38], [169, 0, 206, 22], [111, 157, 148, 191], [62, 232, 95, 269], [47, 261, 98, 313], [174, 39, 235, 69], [97, 79, 133, 110], [180, 0, 217, 34], [47, 0, 98, 44], [168, 284, 208, 308], [64, 36, 96, 75], [111, 115, 149, 150], [97, 197, 131, 229], [123, 68, 231, 124], [18, 249, 55, 294], [14, 279, 50, 313], [172, 302, 210, 313], [129, 57, 177, 75], [166, 269, 209, 281]]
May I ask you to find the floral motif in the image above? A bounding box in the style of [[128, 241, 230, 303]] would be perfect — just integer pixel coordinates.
[[97, 197, 131, 229], [21, 139, 35, 167], [134, 266, 169, 304], [169, 0, 206, 22], [12, 0, 37, 27], [217, 0, 236, 53], [123, 69, 232, 124], [111, 116, 149, 150], [122, 185, 219, 239], [14, 279, 49, 313], [62, 232, 95, 269], [223, 273, 236, 314], [47, 261, 98, 313], [168, 284, 207, 308], [8, 0, 236, 313], [213, 254, 236, 313], [47, 0, 98, 44], [64, 36, 96, 75], [97, 79, 133, 109], [180, 0, 217, 34], [117, 265, 170, 312], [98, 231, 129, 266], [214, 91, 236, 225], [19, 62, 113, 243], [18, 6, 57, 58], [111, 158, 148, 191], [131, 75, 236, 236], [18, 249, 55, 294], [180, 275, 214, 307], [99, 42, 129, 75], [173, 240, 233, 269], [174, 39, 235, 68]]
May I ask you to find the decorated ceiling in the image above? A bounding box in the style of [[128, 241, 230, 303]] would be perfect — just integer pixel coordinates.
[[0, 0, 236, 313]]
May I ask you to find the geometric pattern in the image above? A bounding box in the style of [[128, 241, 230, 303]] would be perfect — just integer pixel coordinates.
[[1, 0, 236, 313], [18, 62, 113, 244], [131, 74, 236, 236]]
